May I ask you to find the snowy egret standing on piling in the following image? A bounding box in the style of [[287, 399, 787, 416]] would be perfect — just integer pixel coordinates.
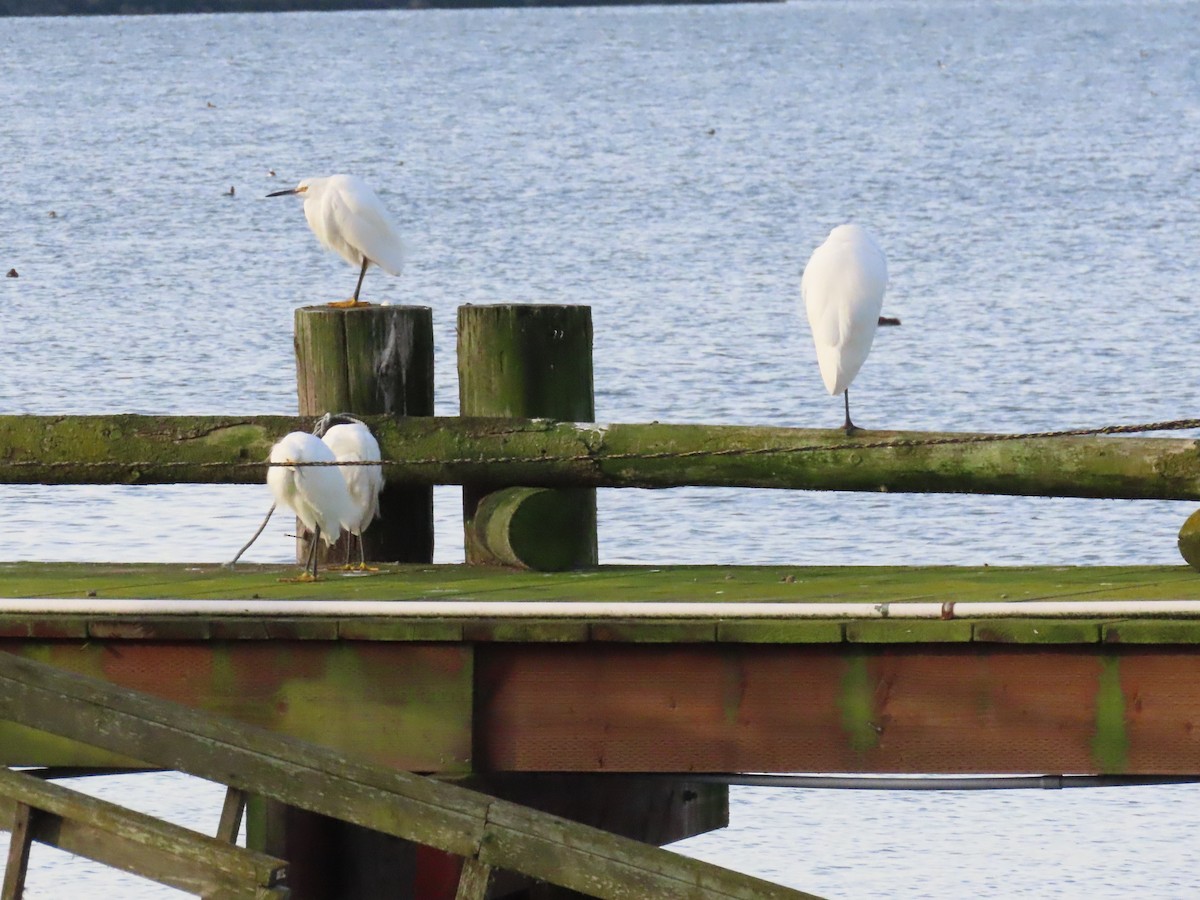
[[267, 431, 357, 581], [321, 420, 384, 569], [801, 224, 888, 434], [267, 174, 408, 307]]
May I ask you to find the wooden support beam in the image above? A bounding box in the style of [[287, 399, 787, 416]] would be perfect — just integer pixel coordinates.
[[3, 414, 1200, 502], [1, 803, 33, 900], [0, 768, 286, 898], [294, 304, 435, 564], [453, 858, 492, 900], [217, 787, 247, 843], [0, 653, 821, 900], [458, 304, 598, 568]]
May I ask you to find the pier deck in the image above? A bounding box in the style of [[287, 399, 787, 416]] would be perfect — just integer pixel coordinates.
[[3, 563, 1200, 776]]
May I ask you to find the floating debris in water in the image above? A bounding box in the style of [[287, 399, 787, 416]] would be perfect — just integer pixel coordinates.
[[878, 316, 901, 326], [48, 210, 57, 218], [5, 269, 17, 278], [225, 185, 236, 196]]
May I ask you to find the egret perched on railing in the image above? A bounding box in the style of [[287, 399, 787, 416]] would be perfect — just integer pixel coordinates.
[[267, 431, 357, 581], [267, 174, 408, 308], [801, 224, 888, 434], [321, 420, 384, 570]]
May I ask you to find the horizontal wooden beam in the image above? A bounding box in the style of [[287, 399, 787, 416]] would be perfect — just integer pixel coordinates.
[[1, 414, 1199, 500], [0, 653, 820, 900], [474, 643, 1200, 775], [0, 767, 287, 897]]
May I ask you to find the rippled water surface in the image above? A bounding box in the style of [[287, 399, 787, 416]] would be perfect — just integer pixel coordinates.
[[3, 1, 1200, 896]]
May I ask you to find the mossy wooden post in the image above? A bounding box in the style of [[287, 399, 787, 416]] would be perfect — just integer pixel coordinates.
[[293, 305, 434, 565], [458, 304, 598, 569], [269, 305, 434, 900]]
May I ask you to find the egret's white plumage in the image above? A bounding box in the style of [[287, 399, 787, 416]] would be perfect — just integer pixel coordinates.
[[801, 224, 888, 432], [267, 431, 358, 579], [321, 422, 384, 568], [267, 174, 407, 306]]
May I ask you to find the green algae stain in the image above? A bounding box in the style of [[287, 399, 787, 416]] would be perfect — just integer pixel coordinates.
[[839, 654, 879, 753], [1092, 655, 1129, 773]]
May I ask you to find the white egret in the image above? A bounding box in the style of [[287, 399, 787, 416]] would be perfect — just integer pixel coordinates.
[[321, 421, 384, 570], [267, 431, 357, 581], [267, 174, 408, 307], [801, 224, 888, 433]]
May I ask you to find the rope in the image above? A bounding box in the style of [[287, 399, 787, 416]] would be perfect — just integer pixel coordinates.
[[4, 417, 1200, 472]]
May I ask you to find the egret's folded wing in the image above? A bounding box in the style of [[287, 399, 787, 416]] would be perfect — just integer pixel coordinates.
[[330, 183, 409, 276]]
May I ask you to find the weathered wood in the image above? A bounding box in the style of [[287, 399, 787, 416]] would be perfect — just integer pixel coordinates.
[[458, 305, 598, 568], [1, 802, 32, 900], [4, 561, 1198, 601], [0, 768, 287, 898], [453, 858, 492, 900], [472, 643, 1200, 775], [0, 641, 474, 771], [447, 774, 728, 845], [0, 654, 821, 900], [217, 787, 247, 843], [294, 305, 434, 565], [470, 486, 598, 571], [4, 414, 1200, 502], [1178, 508, 1200, 570]]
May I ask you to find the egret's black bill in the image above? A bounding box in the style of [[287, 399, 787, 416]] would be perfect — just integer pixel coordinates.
[[266, 188, 299, 197]]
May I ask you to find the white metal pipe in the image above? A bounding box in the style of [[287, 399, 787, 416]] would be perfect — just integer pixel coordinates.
[[2, 598, 1200, 619]]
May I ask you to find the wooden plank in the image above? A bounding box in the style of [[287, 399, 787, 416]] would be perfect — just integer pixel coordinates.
[[1, 803, 33, 900], [4, 563, 1200, 613], [0, 654, 820, 900], [0, 641, 474, 772], [217, 788, 246, 843], [454, 858, 492, 900], [0, 769, 286, 898], [973, 619, 1104, 644], [479, 801, 815, 900], [474, 643, 1200, 774]]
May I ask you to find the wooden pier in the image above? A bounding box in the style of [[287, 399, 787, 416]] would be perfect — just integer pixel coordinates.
[[3, 303, 1200, 898]]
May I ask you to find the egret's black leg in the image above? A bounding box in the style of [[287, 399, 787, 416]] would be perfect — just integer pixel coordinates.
[[352, 257, 369, 303], [306, 525, 322, 580], [842, 390, 858, 435]]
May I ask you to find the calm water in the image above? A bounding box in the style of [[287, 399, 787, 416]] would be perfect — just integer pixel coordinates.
[[4, 1, 1200, 895]]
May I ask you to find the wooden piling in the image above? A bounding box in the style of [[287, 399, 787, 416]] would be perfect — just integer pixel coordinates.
[[457, 305, 597, 569], [280, 304, 435, 899], [293, 305, 434, 565]]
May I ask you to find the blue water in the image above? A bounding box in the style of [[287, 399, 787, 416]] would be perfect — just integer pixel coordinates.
[[3, 1, 1200, 895]]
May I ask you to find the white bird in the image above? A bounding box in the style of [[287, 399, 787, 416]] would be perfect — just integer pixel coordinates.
[[267, 431, 358, 581], [267, 174, 408, 307], [321, 421, 384, 569], [801, 224, 888, 433]]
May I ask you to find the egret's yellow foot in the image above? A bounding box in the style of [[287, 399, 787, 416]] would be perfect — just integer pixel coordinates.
[[327, 299, 371, 308], [278, 573, 321, 583]]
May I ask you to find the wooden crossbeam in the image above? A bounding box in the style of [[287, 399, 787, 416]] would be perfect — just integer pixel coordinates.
[[0, 768, 286, 898], [0, 652, 821, 900], [2, 413, 1200, 502]]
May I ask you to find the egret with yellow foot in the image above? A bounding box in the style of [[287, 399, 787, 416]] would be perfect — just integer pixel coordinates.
[[267, 174, 408, 307], [321, 420, 384, 570], [267, 431, 357, 581]]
